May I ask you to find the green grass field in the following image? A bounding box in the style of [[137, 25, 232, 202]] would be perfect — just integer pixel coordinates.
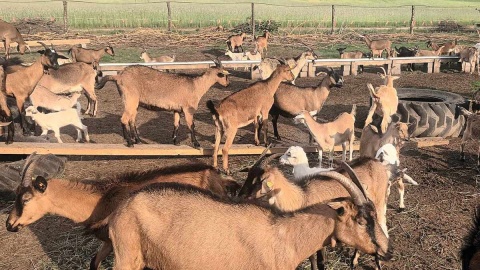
[[0, 0, 478, 29]]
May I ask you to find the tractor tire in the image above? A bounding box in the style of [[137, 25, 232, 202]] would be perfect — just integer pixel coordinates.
[[396, 88, 467, 138]]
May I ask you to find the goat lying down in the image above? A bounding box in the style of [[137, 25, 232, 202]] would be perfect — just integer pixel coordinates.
[[107, 164, 392, 270], [6, 153, 240, 270]]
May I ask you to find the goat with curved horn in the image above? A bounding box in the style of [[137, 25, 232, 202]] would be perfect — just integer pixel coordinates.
[[316, 169, 367, 206], [37, 41, 49, 49], [338, 161, 369, 201], [20, 152, 39, 187]]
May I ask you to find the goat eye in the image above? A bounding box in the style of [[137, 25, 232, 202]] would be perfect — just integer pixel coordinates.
[[218, 73, 225, 78], [22, 198, 31, 205]]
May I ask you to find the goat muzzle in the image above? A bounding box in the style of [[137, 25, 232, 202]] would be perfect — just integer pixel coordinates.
[[5, 220, 19, 232]]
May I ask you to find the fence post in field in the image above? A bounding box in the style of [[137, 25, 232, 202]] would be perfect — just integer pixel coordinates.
[[331, 5, 336, 34], [410, 5, 415, 34], [167, 1, 172, 32], [63, 1, 68, 33], [251, 3, 255, 38]]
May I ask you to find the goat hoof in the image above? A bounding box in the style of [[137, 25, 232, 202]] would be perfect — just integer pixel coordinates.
[[397, 207, 405, 213], [192, 142, 201, 149], [126, 142, 134, 148], [5, 140, 13, 145]]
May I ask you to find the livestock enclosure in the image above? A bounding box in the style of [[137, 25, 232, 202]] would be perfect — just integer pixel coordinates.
[[1, 1, 480, 269]]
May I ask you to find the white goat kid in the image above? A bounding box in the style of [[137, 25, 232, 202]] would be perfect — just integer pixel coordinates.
[[280, 146, 333, 180], [25, 106, 90, 143], [225, 49, 248, 71], [375, 143, 418, 210]]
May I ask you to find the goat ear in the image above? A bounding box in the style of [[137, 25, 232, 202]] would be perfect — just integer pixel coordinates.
[[58, 55, 69, 60], [37, 50, 46, 55], [33, 176, 48, 193], [369, 125, 379, 134], [327, 200, 349, 217]]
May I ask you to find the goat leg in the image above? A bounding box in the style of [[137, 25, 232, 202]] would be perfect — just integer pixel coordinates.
[[121, 123, 134, 147], [308, 253, 318, 270], [89, 241, 113, 270], [271, 113, 281, 140], [316, 249, 326, 270], [398, 179, 405, 211], [253, 117, 260, 146], [261, 114, 269, 146], [185, 110, 200, 149], [129, 121, 141, 144], [350, 250, 360, 269], [460, 142, 466, 161], [172, 112, 180, 145]]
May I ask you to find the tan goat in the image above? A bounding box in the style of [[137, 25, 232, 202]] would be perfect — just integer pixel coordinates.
[[96, 60, 229, 148], [3, 42, 67, 140], [270, 68, 344, 143], [0, 66, 13, 140], [140, 49, 175, 63], [459, 108, 480, 168], [69, 45, 115, 70], [359, 34, 392, 58], [427, 39, 457, 55], [6, 153, 239, 270], [364, 67, 399, 134], [360, 122, 419, 210], [459, 47, 479, 75], [108, 170, 392, 270], [0, 20, 30, 59], [207, 64, 294, 174], [226, 32, 246, 52], [241, 158, 391, 270], [415, 46, 444, 56], [254, 30, 270, 57], [294, 105, 356, 168]]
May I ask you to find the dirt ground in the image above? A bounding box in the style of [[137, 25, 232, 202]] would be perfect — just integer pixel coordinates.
[[1, 26, 480, 269]]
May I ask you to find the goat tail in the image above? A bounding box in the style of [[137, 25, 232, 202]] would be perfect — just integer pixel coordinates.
[[206, 100, 219, 119], [87, 215, 110, 232], [350, 104, 357, 117], [95, 75, 118, 90], [367, 83, 380, 99]]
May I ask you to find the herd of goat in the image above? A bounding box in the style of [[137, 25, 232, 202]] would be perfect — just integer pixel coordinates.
[[1, 19, 480, 269]]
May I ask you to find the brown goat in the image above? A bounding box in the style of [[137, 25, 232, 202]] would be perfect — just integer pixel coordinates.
[[427, 39, 457, 55], [359, 121, 410, 159], [459, 47, 479, 75], [364, 68, 399, 134], [2, 42, 67, 140], [33, 62, 99, 116], [0, 66, 13, 140], [241, 158, 391, 270], [255, 30, 270, 57], [207, 64, 294, 174], [461, 205, 480, 270], [95, 60, 229, 147], [459, 108, 480, 168], [6, 153, 239, 270], [270, 68, 344, 143], [0, 20, 30, 59], [69, 45, 115, 70], [415, 46, 444, 56], [107, 168, 392, 270], [294, 105, 356, 167], [226, 32, 246, 53], [359, 34, 392, 58]]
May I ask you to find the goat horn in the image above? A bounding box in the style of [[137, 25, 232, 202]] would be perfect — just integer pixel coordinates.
[[260, 153, 283, 168], [338, 161, 368, 201], [315, 169, 367, 206], [37, 41, 49, 49], [380, 67, 387, 77], [251, 143, 273, 169], [20, 152, 39, 187]]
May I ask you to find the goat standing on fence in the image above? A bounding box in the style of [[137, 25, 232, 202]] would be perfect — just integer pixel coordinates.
[[359, 34, 392, 58], [0, 20, 30, 59], [69, 44, 115, 70]]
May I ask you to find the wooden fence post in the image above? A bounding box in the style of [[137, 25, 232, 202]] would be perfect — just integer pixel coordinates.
[[63, 1, 68, 33], [410, 5, 415, 34], [331, 5, 336, 34], [251, 3, 255, 38], [167, 1, 172, 32]]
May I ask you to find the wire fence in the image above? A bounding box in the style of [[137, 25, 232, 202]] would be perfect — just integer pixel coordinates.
[[0, 1, 478, 32]]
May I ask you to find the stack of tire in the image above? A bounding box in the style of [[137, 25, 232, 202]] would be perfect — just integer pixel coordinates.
[[396, 88, 467, 138]]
